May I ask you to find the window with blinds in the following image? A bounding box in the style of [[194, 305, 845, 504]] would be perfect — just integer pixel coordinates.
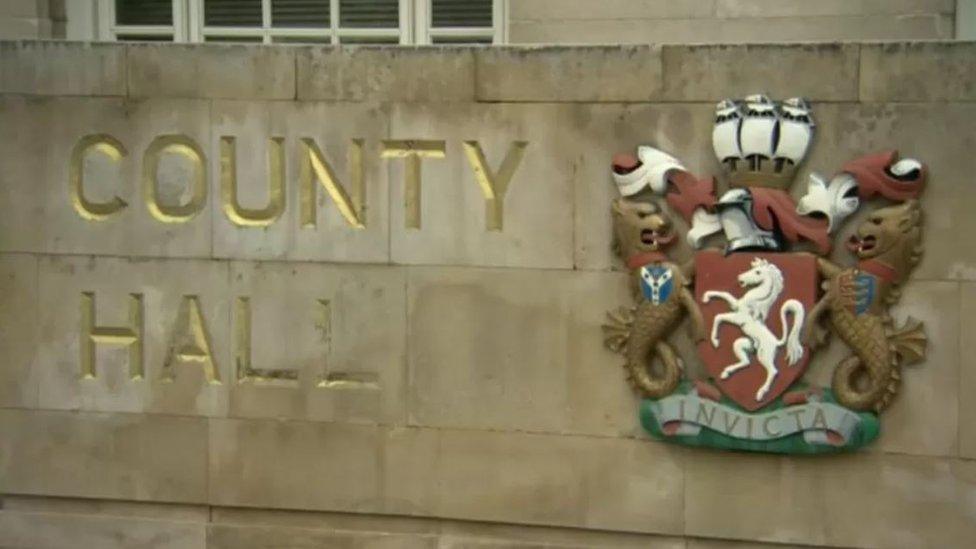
[[429, 0, 494, 44], [273, 0, 330, 28], [113, 0, 178, 41], [107, 0, 501, 45], [432, 0, 491, 28]]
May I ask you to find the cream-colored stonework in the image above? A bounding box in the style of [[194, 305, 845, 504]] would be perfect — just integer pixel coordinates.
[[509, 0, 956, 44], [1, 40, 974, 548]]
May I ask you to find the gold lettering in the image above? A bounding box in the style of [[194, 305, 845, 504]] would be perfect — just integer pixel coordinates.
[[80, 292, 143, 380], [762, 415, 782, 438], [161, 296, 220, 384], [695, 402, 717, 427], [462, 141, 528, 231], [69, 134, 128, 221], [313, 299, 378, 390], [381, 140, 446, 229], [812, 407, 828, 430], [220, 136, 285, 227], [142, 135, 207, 223], [300, 138, 365, 229], [234, 297, 299, 386]]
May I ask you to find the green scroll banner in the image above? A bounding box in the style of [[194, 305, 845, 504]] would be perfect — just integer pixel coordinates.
[[639, 382, 880, 454]]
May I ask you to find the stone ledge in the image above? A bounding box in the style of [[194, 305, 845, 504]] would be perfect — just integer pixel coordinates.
[[714, 0, 956, 18], [3, 41, 976, 104], [0, 408, 209, 503], [297, 46, 475, 102], [0, 494, 738, 549], [0, 41, 125, 96], [860, 41, 976, 102], [510, 0, 713, 21], [661, 43, 860, 101], [4, 411, 974, 545], [126, 43, 296, 100], [685, 451, 976, 547], [475, 45, 663, 102], [511, 15, 952, 45]]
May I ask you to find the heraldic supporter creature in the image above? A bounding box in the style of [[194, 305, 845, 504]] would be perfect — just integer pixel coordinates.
[[602, 199, 705, 398], [601, 94, 929, 454], [805, 199, 927, 412]]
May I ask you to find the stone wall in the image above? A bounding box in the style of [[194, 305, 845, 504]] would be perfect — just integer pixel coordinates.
[[510, 0, 958, 43], [0, 40, 975, 548], [0, 0, 61, 39]]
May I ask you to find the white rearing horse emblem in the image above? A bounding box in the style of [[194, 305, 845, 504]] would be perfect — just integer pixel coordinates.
[[703, 258, 806, 401]]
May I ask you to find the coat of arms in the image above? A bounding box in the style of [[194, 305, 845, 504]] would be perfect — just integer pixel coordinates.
[[603, 94, 927, 454]]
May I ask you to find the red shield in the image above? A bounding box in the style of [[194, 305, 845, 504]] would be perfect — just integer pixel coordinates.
[[695, 250, 819, 411]]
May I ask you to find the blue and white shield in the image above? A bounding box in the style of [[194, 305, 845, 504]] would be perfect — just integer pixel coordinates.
[[640, 266, 674, 304], [853, 272, 876, 315]]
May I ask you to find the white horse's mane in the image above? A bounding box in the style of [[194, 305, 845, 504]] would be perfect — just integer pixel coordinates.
[[743, 258, 783, 321]]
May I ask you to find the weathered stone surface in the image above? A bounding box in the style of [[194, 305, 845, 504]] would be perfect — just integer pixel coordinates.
[[127, 44, 296, 100], [662, 44, 859, 101], [437, 521, 684, 549], [2, 495, 209, 520], [384, 427, 684, 534], [227, 261, 406, 424], [0, 511, 206, 549], [580, 437, 685, 534], [872, 281, 959, 457], [406, 266, 574, 432], [210, 100, 390, 263], [685, 452, 976, 548], [295, 46, 366, 102], [406, 267, 637, 436], [960, 282, 976, 459], [0, 96, 213, 258], [510, 0, 713, 21], [716, 0, 955, 17], [0, 254, 38, 408], [36, 256, 232, 416], [208, 418, 384, 511], [388, 427, 587, 526], [0, 41, 124, 96], [298, 46, 475, 102], [389, 103, 574, 269], [0, 408, 208, 502], [0, 0, 49, 18], [210, 504, 684, 549], [687, 539, 822, 549], [475, 46, 662, 102], [0, 496, 207, 549], [510, 0, 953, 22], [210, 506, 438, 537], [861, 42, 976, 102], [0, 16, 52, 39], [208, 525, 436, 549], [511, 16, 952, 45]]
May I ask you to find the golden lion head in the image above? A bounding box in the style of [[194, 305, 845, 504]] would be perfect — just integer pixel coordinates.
[[611, 198, 675, 260], [847, 200, 922, 271]]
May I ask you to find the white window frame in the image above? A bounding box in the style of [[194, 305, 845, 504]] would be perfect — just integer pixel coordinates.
[[415, 0, 505, 45], [96, 0, 190, 41], [91, 0, 506, 45]]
